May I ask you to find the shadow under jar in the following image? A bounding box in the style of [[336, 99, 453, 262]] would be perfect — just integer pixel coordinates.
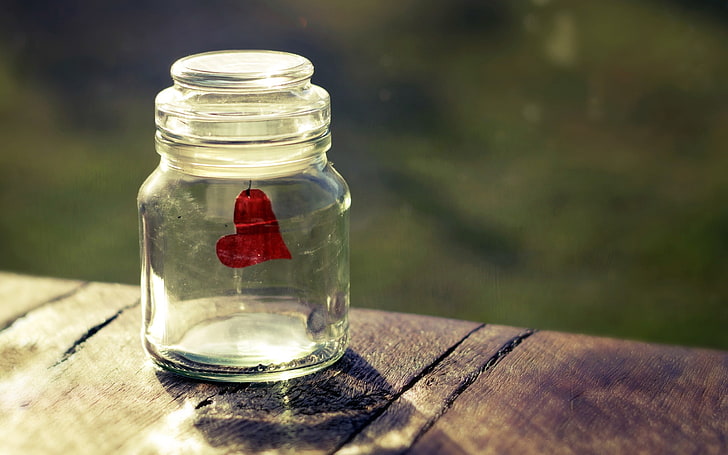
[[138, 50, 350, 382]]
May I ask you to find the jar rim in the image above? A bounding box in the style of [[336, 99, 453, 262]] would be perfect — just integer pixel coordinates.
[[171, 50, 314, 91]]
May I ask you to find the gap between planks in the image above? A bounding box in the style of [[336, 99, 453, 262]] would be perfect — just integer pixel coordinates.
[[334, 324, 536, 454], [52, 299, 141, 367], [0, 280, 90, 332], [406, 328, 536, 451]]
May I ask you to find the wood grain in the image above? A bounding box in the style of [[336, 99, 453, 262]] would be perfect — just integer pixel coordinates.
[[1, 274, 726, 455], [335, 325, 530, 454], [410, 330, 728, 455], [0, 274, 510, 454], [0, 280, 139, 378], [0, 272, 84, 329]]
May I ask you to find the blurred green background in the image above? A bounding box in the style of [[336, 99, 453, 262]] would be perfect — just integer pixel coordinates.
[[1, 0, 726, 348]]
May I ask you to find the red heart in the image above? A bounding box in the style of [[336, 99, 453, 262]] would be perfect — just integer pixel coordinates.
[[216, 188, 292, 268]]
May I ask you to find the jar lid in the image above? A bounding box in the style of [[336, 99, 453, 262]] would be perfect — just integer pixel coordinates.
[[171, 50, 314, 91], [155, 50, 330, 146]]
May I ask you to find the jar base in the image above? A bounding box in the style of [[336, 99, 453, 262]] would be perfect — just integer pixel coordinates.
[[144, 313, 348, 382]]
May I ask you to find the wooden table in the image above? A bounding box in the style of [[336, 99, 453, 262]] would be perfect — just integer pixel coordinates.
[[0, 272, 725, 454]]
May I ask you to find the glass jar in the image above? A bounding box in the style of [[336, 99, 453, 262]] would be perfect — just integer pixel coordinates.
[[138, 50, 350, 382]]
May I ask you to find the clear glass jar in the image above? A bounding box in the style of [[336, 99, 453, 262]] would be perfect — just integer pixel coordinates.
[[138, 50, 350, 382]]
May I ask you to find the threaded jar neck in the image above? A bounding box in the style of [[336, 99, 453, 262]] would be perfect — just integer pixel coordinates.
[[155, 50, 331, 177]]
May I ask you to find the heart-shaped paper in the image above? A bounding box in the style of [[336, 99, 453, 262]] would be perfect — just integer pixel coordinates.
[[216, 188, 292, 268]]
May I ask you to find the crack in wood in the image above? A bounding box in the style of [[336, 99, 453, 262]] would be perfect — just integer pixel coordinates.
[[0, 281, 91, 332], [51, 300, 140, 367], [479, 329, 536, 373], [405, 328, 536, 452], [329, 323, 487, 454], [195, 397, 215, 410]]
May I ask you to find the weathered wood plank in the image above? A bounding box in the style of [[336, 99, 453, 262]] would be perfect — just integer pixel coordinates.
[[335, 325, 531, 454], [2, 274, 727, 454], [411, 330, 728, 455], [0, 276, 508, 455], [0, 280, 139, 379], [0, 272, 85, 329]]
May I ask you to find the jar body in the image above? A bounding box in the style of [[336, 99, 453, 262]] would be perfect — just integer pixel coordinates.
[[138, 156, 350, 382]]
